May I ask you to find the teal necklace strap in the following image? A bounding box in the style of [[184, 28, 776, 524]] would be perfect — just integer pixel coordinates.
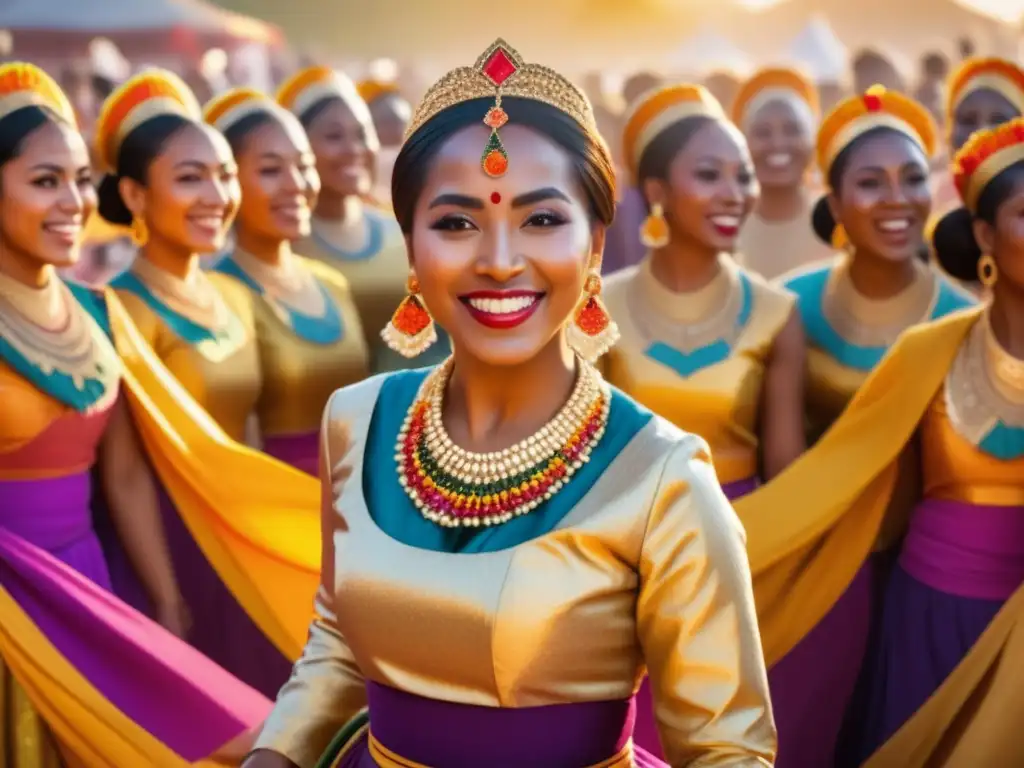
[[0, 279, 120, 412], [642, 271, 755, 378], [110, 269, 248, 362], [310, 209, 385, 262], [215, 256, 345, 345]]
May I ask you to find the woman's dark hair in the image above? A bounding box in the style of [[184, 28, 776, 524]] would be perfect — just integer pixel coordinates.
[[635, 115, 716, 202], [221, 109, 280, 157], [298, 96, 341, 130], [810, 126, 927, 245], [0, 105, 66, 171], [390, 96, 616, 234], [96, 113, 195, 225], [931, 163, 1024, 281]]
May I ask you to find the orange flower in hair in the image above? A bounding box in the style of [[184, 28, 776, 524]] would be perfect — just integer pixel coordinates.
[[947, 57, 1024, 120], [732, 67, 819, 126], [816, 85, 937, 179], [0, 62, 76, 125], [952, 116, 1024, 211], [94, 69, 200, 173]]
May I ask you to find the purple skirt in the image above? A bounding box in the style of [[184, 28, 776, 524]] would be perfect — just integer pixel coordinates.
[[847, 497, 1024, 763], [263, 431, 319, 477], [96, 481, 291, 699], [336, 681, 664, 767], [0, 472, 270, 758], [158, 491, 293, 700], [633, 475, 760, 758], [2, 473, 111, 589]]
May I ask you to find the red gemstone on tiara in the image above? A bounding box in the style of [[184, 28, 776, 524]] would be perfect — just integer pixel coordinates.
[[482, 48, 517, 85], [863, 93, 883, 112]]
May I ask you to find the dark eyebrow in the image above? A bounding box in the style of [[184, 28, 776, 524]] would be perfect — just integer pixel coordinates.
[[511, 187, 570, 207], [30, 163, 63, 173], [174, 160, 207, 171], [428, 193, 484, 210]]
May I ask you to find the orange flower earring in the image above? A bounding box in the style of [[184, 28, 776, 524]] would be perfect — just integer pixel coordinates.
[[566, 271, 619, 362], [381, 273, 437, 358], [639, 202, 669, 249]]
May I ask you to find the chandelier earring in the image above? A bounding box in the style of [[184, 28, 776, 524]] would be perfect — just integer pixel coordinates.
[[381, 272, 437, 358]]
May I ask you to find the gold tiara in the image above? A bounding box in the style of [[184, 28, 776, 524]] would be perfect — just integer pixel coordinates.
[[406, 39, 595, 177]]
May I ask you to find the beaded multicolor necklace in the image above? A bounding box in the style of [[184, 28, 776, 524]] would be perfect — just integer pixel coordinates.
[[396, 358, 610, 528]]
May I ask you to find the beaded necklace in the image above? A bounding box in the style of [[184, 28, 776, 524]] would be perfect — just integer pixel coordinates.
[[396, 358, 610, 528]]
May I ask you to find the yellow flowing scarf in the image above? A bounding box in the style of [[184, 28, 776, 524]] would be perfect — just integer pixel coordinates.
[[0, 290, 322, 766], [736, 305, 1024, 765], [105, 291, 321, 661]]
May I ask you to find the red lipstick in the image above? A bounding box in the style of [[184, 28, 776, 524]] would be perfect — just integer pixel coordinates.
[[459, 289, 543, 330]]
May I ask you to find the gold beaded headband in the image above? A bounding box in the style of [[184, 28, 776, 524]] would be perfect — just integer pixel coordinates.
[[405, 39, 596, 178]]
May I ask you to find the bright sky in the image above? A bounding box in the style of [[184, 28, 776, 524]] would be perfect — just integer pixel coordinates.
[[736, 0, 1024, 21]]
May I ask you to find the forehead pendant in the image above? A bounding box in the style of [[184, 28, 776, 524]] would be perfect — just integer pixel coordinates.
[[478, 42, 520, 178]]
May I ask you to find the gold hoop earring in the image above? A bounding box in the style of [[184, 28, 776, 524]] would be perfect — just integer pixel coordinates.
[[978, 253, 998, 288], [130, 217, 148, 247], [380, 272, 437, 358], [639, 202, 670, 249]]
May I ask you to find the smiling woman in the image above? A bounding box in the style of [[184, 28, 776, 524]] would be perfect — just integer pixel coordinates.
[[243, 39, 775, 768], [598, 82, 806, 761], [204, 88, 369, 478], [0, 61, 270, 767], [92, 70, 286, 696], [763, 86, 974, 768], [780, 86, 974, 442], [278, 67, 450, 373], [733, 67, 834, 279]]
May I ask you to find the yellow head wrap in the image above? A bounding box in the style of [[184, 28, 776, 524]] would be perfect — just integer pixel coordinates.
[[946, 57, 1024, 123], [952, 117, 1024, 213], [0, 62, 76, 126], [732, 66, 819, 132], [203, 86, 287, 134], [94, 69, 200, 174], [816, 85, 937, 178], [621, 84, 726, 184]]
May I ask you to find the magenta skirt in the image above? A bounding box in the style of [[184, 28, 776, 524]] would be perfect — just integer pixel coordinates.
[[333, 681, 664, 767], [0, 472, 270, 759]]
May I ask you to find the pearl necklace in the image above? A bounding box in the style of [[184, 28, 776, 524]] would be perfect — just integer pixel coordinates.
[[396, 358, 610, 527]]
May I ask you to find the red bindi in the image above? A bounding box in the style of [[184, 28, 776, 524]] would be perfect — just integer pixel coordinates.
[[490, 191, 501, 204]]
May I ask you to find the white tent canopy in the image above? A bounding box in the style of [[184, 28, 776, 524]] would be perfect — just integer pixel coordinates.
[[668, 26, 755, 76], [781, 16, 848, 82]]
